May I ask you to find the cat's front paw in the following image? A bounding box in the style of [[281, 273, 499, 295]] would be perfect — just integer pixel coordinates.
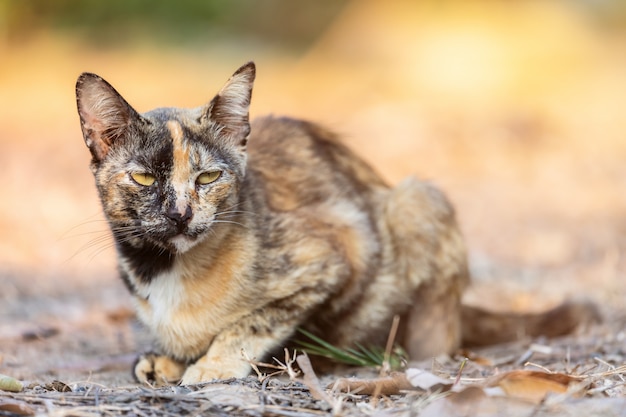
[[180, 360, 251, 385], [134, 353, 187, 387], [180, 364, 227, 385]]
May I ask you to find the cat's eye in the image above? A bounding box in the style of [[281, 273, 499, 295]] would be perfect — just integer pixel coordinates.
[[131, 172, 156, 187], [197, 170, 222, 185]]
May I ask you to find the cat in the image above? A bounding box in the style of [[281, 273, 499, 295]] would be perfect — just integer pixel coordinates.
[[76, 62, 599, 386]]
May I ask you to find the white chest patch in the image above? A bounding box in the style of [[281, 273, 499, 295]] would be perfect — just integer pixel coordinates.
[[133, 261, 220, 359], [136, 266, 185, 328]]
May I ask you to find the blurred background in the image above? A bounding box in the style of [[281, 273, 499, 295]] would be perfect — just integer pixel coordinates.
[[1, 0, 626, 329]]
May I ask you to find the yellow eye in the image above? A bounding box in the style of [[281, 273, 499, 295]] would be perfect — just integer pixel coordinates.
[[197, 170, 222, 185], [131, 172, 156, 187]]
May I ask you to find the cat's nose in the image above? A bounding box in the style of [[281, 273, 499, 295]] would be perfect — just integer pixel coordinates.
[[166, 205, 192, 229]]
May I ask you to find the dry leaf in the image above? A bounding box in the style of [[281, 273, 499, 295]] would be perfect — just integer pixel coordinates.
[[406, 368, 453, 392], [419, 386, 537, 417], [487, 370, 584, 403], [44, 380, 72, 392], [458, 349, 495, 366], [330, 372, 414, 395], [0, 402, 35, 416], [0, 374, 23, 392], [422, 390, 626, 417]]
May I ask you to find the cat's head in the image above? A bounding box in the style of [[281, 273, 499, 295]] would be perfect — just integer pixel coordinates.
[[76, 62, 255, 255]]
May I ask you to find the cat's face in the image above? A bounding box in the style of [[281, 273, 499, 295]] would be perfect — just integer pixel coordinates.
[[76, 63, 255, 254]]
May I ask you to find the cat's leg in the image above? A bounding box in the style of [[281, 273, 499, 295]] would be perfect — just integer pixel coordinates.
[[180, 315, 294, 384], [384, 177, 469, 359], [398, 274, 465, 359], [300, 177, 468, 356], [134, 352, 187, 387], [180, 288, 324, 385]]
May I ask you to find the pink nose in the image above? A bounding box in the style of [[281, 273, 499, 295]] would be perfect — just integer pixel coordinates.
[[166, 205, 192, 229]]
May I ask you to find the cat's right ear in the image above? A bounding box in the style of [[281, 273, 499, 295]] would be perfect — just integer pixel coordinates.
[[76, 73, 140, 164], [201, 62, 256, 148]]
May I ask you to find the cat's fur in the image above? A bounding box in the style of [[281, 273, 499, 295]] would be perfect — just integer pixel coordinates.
[[76, 62, 598, 386]]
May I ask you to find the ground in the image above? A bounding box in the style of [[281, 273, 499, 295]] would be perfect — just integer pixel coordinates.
[[2, 1, 626, 415]]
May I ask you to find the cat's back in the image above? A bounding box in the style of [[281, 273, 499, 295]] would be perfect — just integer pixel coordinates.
[[246, 116, 388, 211]]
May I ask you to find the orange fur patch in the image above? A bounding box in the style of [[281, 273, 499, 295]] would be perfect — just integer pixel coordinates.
[[167, 120, 190, 183], [166, 120, 192, 212]]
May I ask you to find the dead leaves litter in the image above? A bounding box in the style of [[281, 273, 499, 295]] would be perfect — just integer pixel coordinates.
[[486, 369, 586, 403], [0, 401, 35, 416], [331, 372, 414, 396]]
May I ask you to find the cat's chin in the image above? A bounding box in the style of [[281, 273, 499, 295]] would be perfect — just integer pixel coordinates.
[[170, 234, 202, 254]]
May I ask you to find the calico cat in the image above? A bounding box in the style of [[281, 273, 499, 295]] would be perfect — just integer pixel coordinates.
[[76, 62, 598, 386]]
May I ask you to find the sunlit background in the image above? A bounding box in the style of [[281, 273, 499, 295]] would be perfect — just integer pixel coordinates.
[[2, 0, 626, 320]]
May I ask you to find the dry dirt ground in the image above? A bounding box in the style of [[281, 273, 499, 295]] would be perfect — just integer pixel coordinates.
[[2, 2, 626, 415]]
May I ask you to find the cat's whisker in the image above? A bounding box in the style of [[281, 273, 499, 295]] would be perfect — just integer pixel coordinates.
[[60, 229, 112, 241], [215, 208, 254, 215], [86, 242, 119, 263], [215, 202, 258, 217], [214, 210, 256, 218], [212, 219, 248, 229], [68, 234, 117, 261], [214, 214, 248, 221], [59, 219, 112, 241]]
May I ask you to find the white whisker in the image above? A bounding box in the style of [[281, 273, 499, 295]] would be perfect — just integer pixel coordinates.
[[213, 219, 248, 229]]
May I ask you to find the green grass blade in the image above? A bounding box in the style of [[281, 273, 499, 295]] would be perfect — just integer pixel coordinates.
[[296, 329, 370, 366], [296, 328, 406, 369], [355, 342, 385, 364]]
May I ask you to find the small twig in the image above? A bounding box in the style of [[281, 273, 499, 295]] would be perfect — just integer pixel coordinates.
[[380, 315, 401, 377], [242, 348, 295, 383], [524, 362, 554, 373], [587, 380, 626, 396], [283, 348, 301, 380], [587, 363, 626, 381], [295, 353, 334, 406], [371, 315, 401, 405]]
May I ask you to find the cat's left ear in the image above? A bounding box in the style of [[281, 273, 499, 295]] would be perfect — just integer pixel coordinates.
[[202, 62, 256, 148], [76, 73, 141, 164]]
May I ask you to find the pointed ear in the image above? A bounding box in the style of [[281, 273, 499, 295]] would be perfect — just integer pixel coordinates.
[[202, 62, 255, 147], [76, 73, 139, 163]]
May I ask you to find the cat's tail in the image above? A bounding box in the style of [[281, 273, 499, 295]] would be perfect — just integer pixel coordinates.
[[460, 300, 602, 348]]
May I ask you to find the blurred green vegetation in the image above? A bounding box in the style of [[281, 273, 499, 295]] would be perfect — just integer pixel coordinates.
[[2, 0, 625, 52], [1, 0, 348, 50]]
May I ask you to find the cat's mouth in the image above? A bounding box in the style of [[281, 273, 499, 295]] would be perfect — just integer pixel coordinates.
[[169, 233, 202, 254]]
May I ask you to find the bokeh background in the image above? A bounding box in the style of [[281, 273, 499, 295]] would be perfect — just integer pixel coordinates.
[[2, 0, 626, 338]]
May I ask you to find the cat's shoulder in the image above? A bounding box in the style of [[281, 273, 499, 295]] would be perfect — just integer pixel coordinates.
[[249, 115, 340, 148], [248, 115, 380, 180], [245, 115, 387, 208]]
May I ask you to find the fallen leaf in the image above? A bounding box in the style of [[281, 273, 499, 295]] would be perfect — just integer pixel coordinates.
[[330, 372, 414, 395], [457, 349, 495, 366], [44, 380, 72, 392], [0, 402, 35, 416], [0, 374, 23, 392], [487, 370, 585, 403], [406, 368, 453, 392], [419, 386, 537, 417], [421, 391, 626, 417]]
